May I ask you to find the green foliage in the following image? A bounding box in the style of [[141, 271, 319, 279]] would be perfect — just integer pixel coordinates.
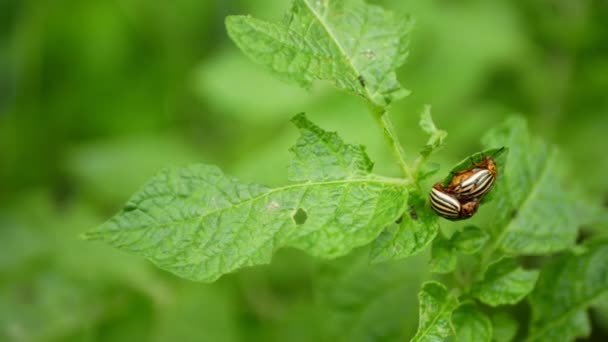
[[471, 258, 539, 307], [87, 0, 607, 338], [288, 113, 373, 181], [4, 0, 608, 340], [411, 282, 459, 342], [451, 226, 489, 254], [316, 248, 426, 341], [369, 107, 445, 263], [429, 226, 488, 274], [429, 234, 457, 274], [482, 117, 601, 254], [491, 312, 518, 342], [225, 0, 412, 107], [370, 192, 439, 264], [451, 302, 493, 342], [527, 239, 608, 341], [419, 105, 447, 159], [85, 114, 408, 282]]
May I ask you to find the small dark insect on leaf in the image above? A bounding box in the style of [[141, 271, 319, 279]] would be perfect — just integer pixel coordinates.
[[395, 215, 403, 224], [358, 75, 366, 87], [408, 205, 418, 220]]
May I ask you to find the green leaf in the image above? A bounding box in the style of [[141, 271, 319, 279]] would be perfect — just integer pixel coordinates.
[[429, 226, 488, 274], [451, 226, 489, 255], [451, 302, 492, 342], [482, 117, 602, 254], [491, 312, 518, 342], [419, 105, 447, 158], [85, 115, 408, 282], [429, 234, 457, 274], [317, 248, 427, 342], [411, 281, 458, 342], [225, 0, 413, 107], [288, 113, 373, 182], [527, 239, 608, 342], [471, 258, 538, 307], [370, 192, 438, 263]]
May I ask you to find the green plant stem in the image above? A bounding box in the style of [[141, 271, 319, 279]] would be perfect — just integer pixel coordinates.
[[371, 108, 415, 182]]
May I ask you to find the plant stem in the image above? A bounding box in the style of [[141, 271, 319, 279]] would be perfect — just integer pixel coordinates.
[[371, 107, 415, 182]]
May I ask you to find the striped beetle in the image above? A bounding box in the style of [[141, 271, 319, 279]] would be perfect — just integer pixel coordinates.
[[430, 183, 480, 221], [447, 155, 498, 201]]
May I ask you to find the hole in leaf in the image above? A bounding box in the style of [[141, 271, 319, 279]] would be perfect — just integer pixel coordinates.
[[293, 208, 307, 225]]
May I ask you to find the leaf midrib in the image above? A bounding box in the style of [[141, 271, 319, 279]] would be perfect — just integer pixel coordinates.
[[495, 149, 556, 251], [301, 0, 374, 101], [90, 176, 408, 237], [412, 289, 455, 341]]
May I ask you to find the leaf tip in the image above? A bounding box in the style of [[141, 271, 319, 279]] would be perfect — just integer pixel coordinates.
[[224, 14, 245, 27], [224, 15, 254, 41], [290, 112, 308, 126]]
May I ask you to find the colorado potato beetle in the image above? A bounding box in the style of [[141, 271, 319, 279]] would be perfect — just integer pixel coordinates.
[[430, 183, 479, 221], [447, 156, 498, 200]]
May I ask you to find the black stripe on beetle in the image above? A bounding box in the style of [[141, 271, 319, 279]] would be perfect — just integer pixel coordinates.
[[454, 169, 495, 199], [430, 187, 460, 219], [430, 184, 480, 221]]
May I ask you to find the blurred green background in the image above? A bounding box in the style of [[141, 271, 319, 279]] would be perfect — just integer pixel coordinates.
[[1, 0, 607, 341]]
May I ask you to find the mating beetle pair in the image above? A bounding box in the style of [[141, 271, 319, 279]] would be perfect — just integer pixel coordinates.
[[430, 155, 498, 221]]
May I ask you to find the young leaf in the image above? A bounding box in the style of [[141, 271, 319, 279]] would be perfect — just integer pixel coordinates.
[[471, 258, 539, 307], [451, 302, 493, 342], [411, 281, 458, 342], [225, 0, 412, 107], [369, 193, 438, 263], [419, 105, 447, 158], [527, 239, 608, 342], [451, 226, 489, 255], [84, 115, 408, 282], [491, 312, 518, 342], [482, 117, 602, 254], [429, 234, 457, 274]]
